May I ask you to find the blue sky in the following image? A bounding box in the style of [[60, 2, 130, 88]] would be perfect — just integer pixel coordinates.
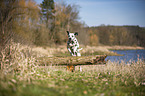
[[35, 0, 145, 27]]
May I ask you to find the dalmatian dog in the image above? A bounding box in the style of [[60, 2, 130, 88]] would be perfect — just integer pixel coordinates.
[[67, 31, 82, 56]]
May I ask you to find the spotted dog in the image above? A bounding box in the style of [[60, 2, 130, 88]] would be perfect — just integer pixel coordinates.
[[67, 31, 82, 56]]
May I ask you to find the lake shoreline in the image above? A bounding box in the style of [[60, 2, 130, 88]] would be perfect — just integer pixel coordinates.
[[79, 45, 144, 56], [101, 45, 145, 50], [106, 49, 145, 62]]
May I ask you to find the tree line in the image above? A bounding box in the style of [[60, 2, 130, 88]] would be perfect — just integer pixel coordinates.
[[0, 0, 85, 49], [87, 25, 145, 47], [0, 0, 145, 52]]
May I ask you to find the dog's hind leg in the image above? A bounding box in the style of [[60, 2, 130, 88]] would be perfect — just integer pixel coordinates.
[[77, 48, 82, 71], [76, 48, 83, 56], [77, 52, 81, 56]]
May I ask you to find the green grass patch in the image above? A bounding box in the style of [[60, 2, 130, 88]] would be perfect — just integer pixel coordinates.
[[1, 62, 145, 96]]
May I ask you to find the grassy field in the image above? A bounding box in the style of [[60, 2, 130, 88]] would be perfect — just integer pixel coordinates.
[[0, 43, 145, 96]]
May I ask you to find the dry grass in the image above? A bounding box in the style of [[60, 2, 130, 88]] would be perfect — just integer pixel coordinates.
[[22, 44, 143, 57], [104, 45, 144, 50], [31, 45, 120, 57], [0, 42, 145, 96]]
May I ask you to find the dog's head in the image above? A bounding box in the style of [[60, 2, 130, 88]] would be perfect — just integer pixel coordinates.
[[67, 31, 78, 41]]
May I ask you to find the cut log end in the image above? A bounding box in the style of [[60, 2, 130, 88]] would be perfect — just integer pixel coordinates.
[[66, 65, 75, 72]]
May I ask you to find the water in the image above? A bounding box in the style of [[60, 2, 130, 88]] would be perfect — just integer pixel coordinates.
[[105, 50, 145, 63]]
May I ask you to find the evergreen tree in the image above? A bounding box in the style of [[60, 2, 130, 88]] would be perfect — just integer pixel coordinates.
[[40, 0, 55, 28], [40, 0, 55, 42]]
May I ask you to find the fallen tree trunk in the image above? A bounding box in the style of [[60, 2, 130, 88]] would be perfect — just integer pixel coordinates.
[[40, 55, 107, 66]]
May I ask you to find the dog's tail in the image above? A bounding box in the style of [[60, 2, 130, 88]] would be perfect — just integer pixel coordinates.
[[78, 48, 83, 52]]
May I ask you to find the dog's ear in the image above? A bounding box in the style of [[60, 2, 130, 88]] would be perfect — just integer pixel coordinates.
[[67, 31, 69, 35], [74, 32, 78, 36]]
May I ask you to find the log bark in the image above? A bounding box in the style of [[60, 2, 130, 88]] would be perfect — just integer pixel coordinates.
[[40, 55, 107, 66]]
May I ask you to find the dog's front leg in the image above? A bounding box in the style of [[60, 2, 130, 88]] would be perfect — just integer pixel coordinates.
[[67, 46, 73, 56], [72, 47, 78, 56], [68, 48, 73, 55]]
